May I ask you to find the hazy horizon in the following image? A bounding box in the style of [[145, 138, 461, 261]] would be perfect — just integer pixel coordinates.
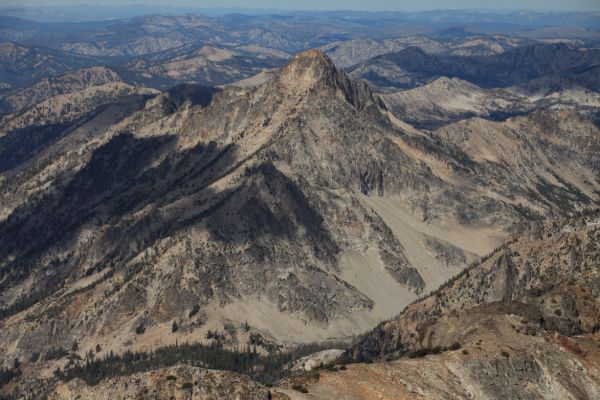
[[2, 0, 599, 12]]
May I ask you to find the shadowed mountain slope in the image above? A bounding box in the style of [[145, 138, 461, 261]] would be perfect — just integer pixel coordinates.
[[351, 43, 600, 91], [0, 50, 598, 398]]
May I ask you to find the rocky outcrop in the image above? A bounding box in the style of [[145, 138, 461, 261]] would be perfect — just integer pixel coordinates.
[[49, 365, 274, 400], [291, 349, 345, 372], [282, 318, 600, 399], [349, 214, 600, 360], [282, 215, 600, 399]]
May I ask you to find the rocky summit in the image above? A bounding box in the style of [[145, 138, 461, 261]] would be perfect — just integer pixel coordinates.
[[0, 7, 599, 399]]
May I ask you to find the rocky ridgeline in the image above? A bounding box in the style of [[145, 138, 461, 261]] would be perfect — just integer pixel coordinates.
[[0, 50, 598, 398], [49, 365, 276, 400], [350, 213, 600, 360]]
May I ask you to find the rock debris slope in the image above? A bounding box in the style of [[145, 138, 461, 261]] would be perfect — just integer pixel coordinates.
[[0, 50, 598, 393], [279, 215, 600, 399]]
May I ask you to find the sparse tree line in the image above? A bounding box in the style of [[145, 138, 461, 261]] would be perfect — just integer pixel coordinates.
[[2, 340, 346, 395], [0, 358, 21, 395], [54, 340, 347, 386]]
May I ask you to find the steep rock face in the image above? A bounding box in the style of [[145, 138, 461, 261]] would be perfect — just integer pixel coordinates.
[[350, 215, 600, 360], [0, 50, 598, 397], [285, 215, 600, 399]]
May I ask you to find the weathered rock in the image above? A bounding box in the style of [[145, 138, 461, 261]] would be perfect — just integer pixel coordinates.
[[49, 365, 274, 400]]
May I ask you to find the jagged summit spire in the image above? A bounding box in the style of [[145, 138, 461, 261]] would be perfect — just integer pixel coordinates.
[[293, 48, 331, 60], [284, 49, 336, 71], [279, 49, 340, 85], [277, 49, 380, 111]]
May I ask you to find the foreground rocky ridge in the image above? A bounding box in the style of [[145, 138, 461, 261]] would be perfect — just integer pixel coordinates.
[[275, 214, 600, 399], [49, 365, 276, 400], [0, 50, 599, 397], [281, 328, 600, 399], [350, 213, 600, 359]]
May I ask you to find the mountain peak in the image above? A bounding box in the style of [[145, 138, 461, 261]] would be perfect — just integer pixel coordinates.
[[291, 48, 332, 64], [280, 49, 338, 85], [277, 49, 380, 111]]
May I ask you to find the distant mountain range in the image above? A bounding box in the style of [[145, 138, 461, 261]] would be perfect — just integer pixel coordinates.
[[349, 43, 600, 90], [1, 6, 599, 28]]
